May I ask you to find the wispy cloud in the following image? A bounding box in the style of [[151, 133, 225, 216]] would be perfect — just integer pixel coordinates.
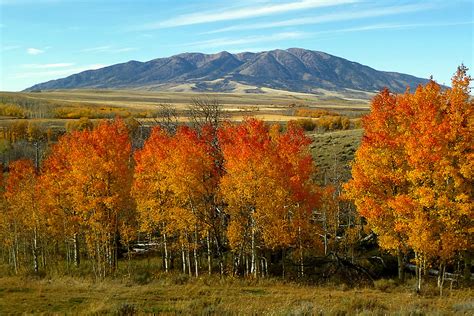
[[1, 0, 62, 5], [80, 46, 112, 53], [13, 64, 107, 79], [27, 48, 45, 55], [311, 21, 474, 37], [204, 3, 434, 34], [21, 63, 75, 69], [186, 32, 306, 49], [1, 45, 21, 52], [81, 45, 138, 53], [138, 0, 357, 29]]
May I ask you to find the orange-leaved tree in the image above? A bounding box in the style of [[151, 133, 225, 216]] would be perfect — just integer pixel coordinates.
[[344, 88, 411, 281], [43, 118, 134, 277], [166, 126, 217, 277], [219, 119, 319, 277], [40, 133, 81, 267], [132, 125, 217, 276], [4, 159, 42, 273], [345, 66, 473, 290], [132, 126, 174, 272], [398, 66, 473, 293]]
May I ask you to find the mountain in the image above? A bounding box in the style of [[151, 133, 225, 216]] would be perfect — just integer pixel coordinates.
[[24, 48, 430, 95]]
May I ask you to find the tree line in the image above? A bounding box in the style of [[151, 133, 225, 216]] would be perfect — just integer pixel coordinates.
[[0, 68, 472, 294]]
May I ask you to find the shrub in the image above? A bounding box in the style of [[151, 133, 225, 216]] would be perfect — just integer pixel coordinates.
[[115, 302, 137, 315], [295, 108, 338, 118], [374, 278, 398, 292], [0, 103, 27, 118], [288, 119, 316, 131]]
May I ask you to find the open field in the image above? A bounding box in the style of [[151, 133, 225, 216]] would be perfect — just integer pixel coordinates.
[[0, 89, 369, 125], [15, 89, 371, 109], [0, 272, 472, 314], [309, 129, 364, 182]]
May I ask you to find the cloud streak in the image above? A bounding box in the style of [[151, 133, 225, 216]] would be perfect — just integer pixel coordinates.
[[21, 63, 75, 69], [310, 21, 474, 37], [27, 48, 45, 55], [139, 0, 357, 29], [185, 32, 306, 49], [1, 45, 21, 52], [81, 46, 138, 53], [204, 3, 434, 34], [14, 64, 107, 79]]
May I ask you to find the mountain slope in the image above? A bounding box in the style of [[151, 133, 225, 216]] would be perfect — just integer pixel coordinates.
[[24, 48, 429, 94]]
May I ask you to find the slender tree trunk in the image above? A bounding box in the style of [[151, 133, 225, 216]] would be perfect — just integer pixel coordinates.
[[415, 252, 422, 293], [127, 243, 132, 277], [323, 233, 328, 256], [113, 224, 118, 272], [11, 246, 18, 274], [65, 238, 70, 271], [163, 232, 169, 273], [207, 232, 212, 275], [13, 222, 19, 274], [214, 235, 224, 275], [298, 225, 304, 278], [397, 248, 405, 282], [73, 233, 80, 267], [33, 227, 39, 273], [186, 245, 192, 277], [181, 244, 186, 274], [264, 255, 268, 277], [438, 262, 446, 296], [437, 262, 443, 288], [323, 209, 328, 256], [250, 216, 257, 278], [193, 227, 199, 277], [41, 240, 46, 268], [245, 255, 249, 277]]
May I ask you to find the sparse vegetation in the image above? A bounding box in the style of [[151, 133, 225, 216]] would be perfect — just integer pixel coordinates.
[[0, 270, 472, 314]]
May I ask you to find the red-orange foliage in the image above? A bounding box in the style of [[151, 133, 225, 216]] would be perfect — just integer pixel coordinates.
[[345, 66, 473, 289], [218, 118, 319, 276], [41, 118, 134, 276], [4, 159, 42, 272]]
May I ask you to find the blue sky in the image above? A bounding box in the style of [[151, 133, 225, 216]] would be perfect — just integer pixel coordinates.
[[0, 0, 472, 91]]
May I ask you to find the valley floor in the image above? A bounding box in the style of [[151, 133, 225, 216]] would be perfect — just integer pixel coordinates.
[[0, 274, 472, 314]]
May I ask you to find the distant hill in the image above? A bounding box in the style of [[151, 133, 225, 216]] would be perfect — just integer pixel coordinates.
[[24, 48, 430, 95]]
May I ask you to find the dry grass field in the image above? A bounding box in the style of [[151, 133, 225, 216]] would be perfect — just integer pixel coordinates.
[[0, 89, 369, 125], [1, 272, 472, 314], [309, 129, 364, 182], [18, 89, 370, 109]]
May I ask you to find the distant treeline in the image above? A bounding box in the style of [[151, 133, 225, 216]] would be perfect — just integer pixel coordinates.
[[0, 93, 161, 119]]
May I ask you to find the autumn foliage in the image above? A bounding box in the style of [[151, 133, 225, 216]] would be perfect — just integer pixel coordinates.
[[345, 66, 473, 291], [0, 68, 472, 288]]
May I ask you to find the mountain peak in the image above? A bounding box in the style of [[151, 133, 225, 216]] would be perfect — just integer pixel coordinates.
[[24, 48, 430, 94]]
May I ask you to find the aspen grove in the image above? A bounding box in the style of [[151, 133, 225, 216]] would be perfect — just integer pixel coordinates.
[[0, 68, 472, 289]]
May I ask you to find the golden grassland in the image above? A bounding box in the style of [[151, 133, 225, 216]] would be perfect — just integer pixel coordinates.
[[0, 89, 368, 129], [17, 89, 370, 109], [0, 89, 369, 125], [1, 269, 472, 314], [309, 129, 364, 181]]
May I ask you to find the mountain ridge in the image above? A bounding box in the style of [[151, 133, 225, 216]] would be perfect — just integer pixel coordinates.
[[24, 48, 430, 95]]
